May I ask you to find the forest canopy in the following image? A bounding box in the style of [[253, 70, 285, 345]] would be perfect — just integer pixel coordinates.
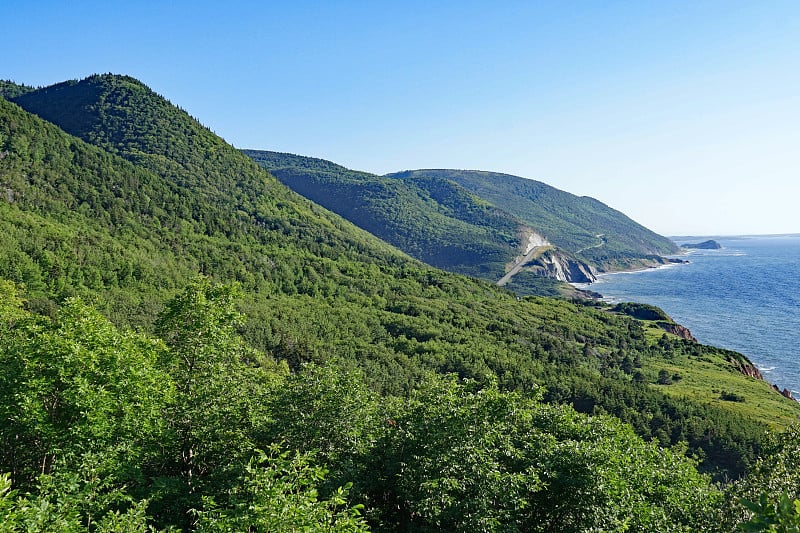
[[2, 74, 799, 530]]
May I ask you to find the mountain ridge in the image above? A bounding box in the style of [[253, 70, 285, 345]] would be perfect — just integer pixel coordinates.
[[244, 149, 523, 282], [3, 73, 798, 501], [387, 169, 678, 261], [247, 150, 678, 293]]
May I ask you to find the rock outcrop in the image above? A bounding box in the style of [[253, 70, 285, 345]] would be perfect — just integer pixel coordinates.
[[737, 362, 764, 381], [657, 322, 697, 342], [772, 384, 795, 400], [722, 355, 797, 401], [526, 249, 597, 283]]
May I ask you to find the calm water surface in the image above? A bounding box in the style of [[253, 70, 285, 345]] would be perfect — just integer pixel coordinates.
[[581, 235, 800, 395]]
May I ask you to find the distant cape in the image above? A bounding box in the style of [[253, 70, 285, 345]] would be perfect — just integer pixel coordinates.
[[681, 239, 722, 250]]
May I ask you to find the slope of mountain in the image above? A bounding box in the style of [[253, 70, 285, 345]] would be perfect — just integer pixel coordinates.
[[3, 73, 798, 488], [0, 80, 35, 99], [246, 151, 678, 293], [244, 149, 521, 281], [388, 169, 680, 270]]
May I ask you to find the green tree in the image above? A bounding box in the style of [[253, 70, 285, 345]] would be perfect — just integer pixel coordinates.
[[262, 363, 382, 486], [740, 492, 800, 532], [727, 426, 800, 531], [0, 284, 170, 530], [0, 294, 171, 491], [379, 375, 720, 532], [0, 471, 159, 533], [153, 276, 280, 525], [194, 446, 369, 533]]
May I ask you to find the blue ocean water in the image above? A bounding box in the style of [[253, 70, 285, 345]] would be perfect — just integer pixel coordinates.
[[583, 235, 800, 395]]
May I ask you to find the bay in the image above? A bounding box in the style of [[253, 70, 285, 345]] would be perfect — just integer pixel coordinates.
[[580, 235, 800, 395]]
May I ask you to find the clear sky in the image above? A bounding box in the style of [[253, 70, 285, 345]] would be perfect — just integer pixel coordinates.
[[4, 0, 799, 236]]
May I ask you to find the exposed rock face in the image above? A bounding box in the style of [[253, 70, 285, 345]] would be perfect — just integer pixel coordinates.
[[527, 249, 597, 283], [657, 322, 697, 342], [771, 385, 795, 400], [738, 362, 764, 381], [726, 357, 797, 401], [723, 353, 765, 381]]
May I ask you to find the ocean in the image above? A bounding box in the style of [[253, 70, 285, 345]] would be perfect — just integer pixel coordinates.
[[580, 235, 800, 396]]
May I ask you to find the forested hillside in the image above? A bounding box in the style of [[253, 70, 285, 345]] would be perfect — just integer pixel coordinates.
[[245, 150, 679, 292], [244, 149, 521, 280], [2, 75, 799, 530], [389, 169, 680, 270]]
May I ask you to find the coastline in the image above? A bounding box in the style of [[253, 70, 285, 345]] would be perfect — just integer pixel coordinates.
[[573, 236, 800, 397], [572, 255, 690, 298]]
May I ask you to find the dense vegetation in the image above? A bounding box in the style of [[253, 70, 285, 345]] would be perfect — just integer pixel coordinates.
[[244, 150, 520, 280], [245, 150, 680, 291], [2, 74, 799, 530], [0, 80, 36, 99], [388, 169, 680, 269]]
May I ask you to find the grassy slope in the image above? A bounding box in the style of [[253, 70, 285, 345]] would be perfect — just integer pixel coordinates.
[[637, 322, 800, 429], [4, 75, 798, 478]]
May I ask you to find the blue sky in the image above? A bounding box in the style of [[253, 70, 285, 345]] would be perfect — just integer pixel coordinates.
[[4, 1, 799, 235]]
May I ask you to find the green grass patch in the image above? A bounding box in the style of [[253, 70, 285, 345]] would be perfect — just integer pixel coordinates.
[[642, 344, 800, 430]]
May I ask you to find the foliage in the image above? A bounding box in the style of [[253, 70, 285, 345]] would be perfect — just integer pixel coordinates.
[[194, 446, 369, 533], [0, 295, 171, 492], [0, 274, 796, 531], [739, 492, 800, 532], [387, 169, 680, 267], [245, 149, 519, 281], [1, 73, 799, 532], [721, 390, 747, 402], [151, 277, 281, 524], [1, 79, 792, 480], [0, 469, 158, 533], [0, 80, 35, 99], [721, 426, 800, 530], [614, 301, 672, 321], [246, 150, 680, 289]]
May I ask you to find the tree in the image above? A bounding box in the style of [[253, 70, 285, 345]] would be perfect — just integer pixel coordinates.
[[0, 282, 170, 530], [727, 426, 800, 531], [194, 446, 369, 533], [152, 276, 280, 525], [740, 492, 800, 532], [0, 294, 171, 491], [378, 374, 720, 532], [261, 363, 383, 499]]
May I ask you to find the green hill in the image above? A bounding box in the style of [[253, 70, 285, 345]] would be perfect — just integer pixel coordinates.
[[244, 150, 521, 281], [245, 151, 678, 294], [388, 169, 680, 270], [5, 72, 796, 468], [2, 74, 799, 530], [0, 80, 35, 99]]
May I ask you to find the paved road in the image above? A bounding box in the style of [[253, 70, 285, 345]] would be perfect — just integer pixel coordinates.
[[497, 232, 550, 287], [576, 233, 606, 254]]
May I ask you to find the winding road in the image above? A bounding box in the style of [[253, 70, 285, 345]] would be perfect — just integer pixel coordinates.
[[497, 232, 551, 287]]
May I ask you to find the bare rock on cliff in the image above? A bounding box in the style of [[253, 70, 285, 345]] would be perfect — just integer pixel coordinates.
[[526, 249, 597, 283], [737, 361, 765, 381], [657, 322, 697, 342]]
